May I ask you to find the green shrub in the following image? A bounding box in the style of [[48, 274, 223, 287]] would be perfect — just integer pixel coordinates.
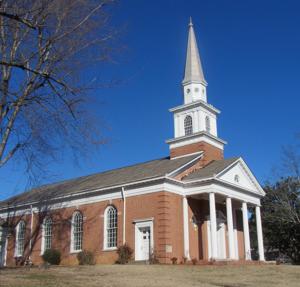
[[116, 244, 133, 264], [42, 249, 61, 265], [77, 250, 95, 265]]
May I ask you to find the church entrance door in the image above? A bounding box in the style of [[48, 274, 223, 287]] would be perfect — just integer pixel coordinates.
[[134, 220, 153, 261]]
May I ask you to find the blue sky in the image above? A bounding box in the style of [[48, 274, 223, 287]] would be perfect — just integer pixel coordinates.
[[1, 0, 300, 200]]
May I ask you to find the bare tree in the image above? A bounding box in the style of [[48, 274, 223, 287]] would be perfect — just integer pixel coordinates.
[[0, 0, 118, 181], [251, 134, 300, 263], [281, 143, 300, 179]]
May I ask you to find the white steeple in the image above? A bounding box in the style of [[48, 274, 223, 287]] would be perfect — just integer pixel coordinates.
[[182, 17, 207, 104], [166, 18, 226, 158]]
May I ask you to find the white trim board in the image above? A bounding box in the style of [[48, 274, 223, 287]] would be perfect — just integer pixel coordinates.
[[0, 177, 263, 218]]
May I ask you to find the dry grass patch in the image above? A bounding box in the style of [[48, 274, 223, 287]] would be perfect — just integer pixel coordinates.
[[0, 264, 299, 287]]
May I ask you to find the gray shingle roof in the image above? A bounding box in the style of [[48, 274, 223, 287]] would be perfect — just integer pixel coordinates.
[[0, 154, 200, 208], [183, 157, 239, 181]]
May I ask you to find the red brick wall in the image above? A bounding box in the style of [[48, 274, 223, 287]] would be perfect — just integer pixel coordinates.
[[5, 191, 185, 266], [125, 192, 184, 264], [6, 199, 124, 266], [4, 191, 246, 266], [235, 209, 245, 260]]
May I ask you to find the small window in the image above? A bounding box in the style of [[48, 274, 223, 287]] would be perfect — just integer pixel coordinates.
[[104, 206, 118, 249], [205, 116, 210, 133], [42, 217, 52, 253], [234, 174, 240, 183], [15, 220, 26, 257], [71, 211, 83, 252], [184, 115, 193, 136]]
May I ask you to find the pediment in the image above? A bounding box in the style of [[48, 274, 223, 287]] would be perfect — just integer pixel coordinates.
[[216, 158, 265, 196]]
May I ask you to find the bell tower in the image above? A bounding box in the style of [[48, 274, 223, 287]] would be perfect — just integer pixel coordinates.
[[166, 18, 226, 163]]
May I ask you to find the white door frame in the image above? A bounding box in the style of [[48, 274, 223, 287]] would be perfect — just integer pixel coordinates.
[[134, 219, 154, 261]]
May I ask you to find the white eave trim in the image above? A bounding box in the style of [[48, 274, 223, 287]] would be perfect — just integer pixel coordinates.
[[183, 176, 263, 199], [182, 173, 264, 198], [170, 151, 203, 160], [166, 131, 227, 145], [169, 100, 220, 114], [167, 152, 203, 176]]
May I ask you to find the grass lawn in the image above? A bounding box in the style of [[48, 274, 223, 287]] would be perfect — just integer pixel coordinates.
[[0, 264, 299, 287]]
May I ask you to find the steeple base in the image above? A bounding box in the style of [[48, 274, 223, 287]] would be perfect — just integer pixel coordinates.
[[170, 141, 223, 164]]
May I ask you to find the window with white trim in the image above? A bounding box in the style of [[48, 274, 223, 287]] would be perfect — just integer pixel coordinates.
[[205, 116, 210, 133], [15, 220, 25, 257], [42, 217, 52, 253], [184, 115, 193, 136], [71, 211, 83, 252], [104, 206, 117, 249]]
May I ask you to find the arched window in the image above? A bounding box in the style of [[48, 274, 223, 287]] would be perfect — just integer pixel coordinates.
[[15, 220, 25, 257], [42, 217, 52, 253], [205, 116, 211, 133], [184, 115, 193, 136], [71, 211, 83, 252], [104, 206, 117, 249]]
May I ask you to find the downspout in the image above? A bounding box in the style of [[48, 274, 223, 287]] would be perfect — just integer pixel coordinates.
[[121, 187, 126, 244], [29, 205, 34, 260]]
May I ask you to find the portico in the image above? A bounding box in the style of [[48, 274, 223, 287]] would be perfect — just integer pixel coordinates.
[[181, 170, 265, 262]]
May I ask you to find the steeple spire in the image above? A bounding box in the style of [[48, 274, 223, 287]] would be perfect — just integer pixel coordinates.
[[182, 17, 206, 86], [166, 17, 226, 159]]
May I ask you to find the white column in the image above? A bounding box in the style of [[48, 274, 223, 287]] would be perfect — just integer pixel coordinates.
[[242, 202, 251, 260], [174, 115, 180, 138], [178, 115, 183, 137], [209, 192, 218, 259], [226, 197, 235, 260], [256, 206, 265, 261], [183, 196, 190, 260]]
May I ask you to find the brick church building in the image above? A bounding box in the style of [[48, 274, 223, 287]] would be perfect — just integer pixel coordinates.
[[0, 19, 265, 266]]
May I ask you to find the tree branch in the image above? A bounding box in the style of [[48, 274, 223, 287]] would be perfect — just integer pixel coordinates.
[[0, 11, 37, 30]]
